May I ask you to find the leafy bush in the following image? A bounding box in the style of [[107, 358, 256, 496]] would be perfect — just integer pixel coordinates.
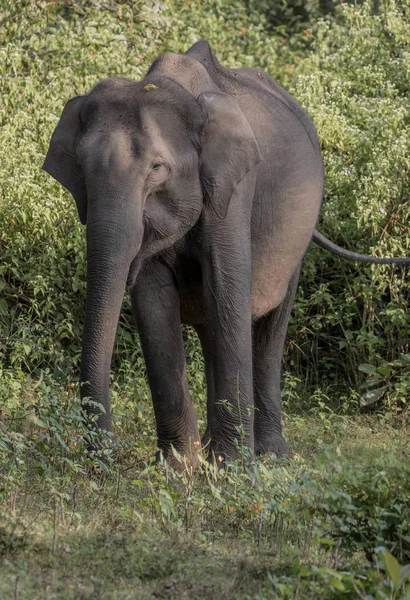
[[295, 451, 410, 562], [2, 0, 410, 415], [285, 0, 410, 402]]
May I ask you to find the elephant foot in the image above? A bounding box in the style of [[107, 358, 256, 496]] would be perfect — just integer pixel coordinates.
[[156, 436, 201, 472], [255, 434, 290, 458]]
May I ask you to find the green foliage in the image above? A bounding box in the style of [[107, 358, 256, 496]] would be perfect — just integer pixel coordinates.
[[287, 1, 410, 398], [297, 451, 410, 563], [359, 352, 410, 413], [1, 413, 410, 597], [1, 0, 410, 407]]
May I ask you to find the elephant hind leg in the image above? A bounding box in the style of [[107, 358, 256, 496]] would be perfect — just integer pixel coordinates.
[[252, 265, 301, 457]]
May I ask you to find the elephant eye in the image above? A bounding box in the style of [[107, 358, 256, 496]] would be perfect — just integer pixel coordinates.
[[148, 160, 168, 183]]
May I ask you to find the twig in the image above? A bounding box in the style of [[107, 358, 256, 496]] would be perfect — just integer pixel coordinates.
[[52, 497, 58, 555], [71, 483, 77, 526], [115, 465, 121, 501], [257, 510, 263, 546], [40, 61, 90, 83]]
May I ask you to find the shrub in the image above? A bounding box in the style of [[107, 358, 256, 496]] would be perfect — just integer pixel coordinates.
[[1, 1, 409, 428]]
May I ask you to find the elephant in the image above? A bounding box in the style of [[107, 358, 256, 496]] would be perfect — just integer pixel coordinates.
[[43, 41, 410, 468]]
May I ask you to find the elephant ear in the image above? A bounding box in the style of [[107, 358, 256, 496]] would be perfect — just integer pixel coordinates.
[[198, 92, 262, 220], [42, 96, 88, 225]]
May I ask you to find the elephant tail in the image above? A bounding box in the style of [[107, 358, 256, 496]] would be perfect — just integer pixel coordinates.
[[312, 229, 410, 265]]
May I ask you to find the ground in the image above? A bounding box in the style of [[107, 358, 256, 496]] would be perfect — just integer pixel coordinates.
[[1, 414, 409, 599]]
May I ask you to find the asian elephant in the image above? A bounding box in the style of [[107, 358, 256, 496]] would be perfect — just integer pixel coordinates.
[[43, 41, 410, 468]]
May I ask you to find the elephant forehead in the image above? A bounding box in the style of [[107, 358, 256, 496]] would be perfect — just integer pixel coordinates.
[[86, 82, 138, 115], [90, 77, 137, 98], [78, 128, 137, 172], [80, 81, 193, 162], [78, 113, 175, 171], [85, 81, 181, 126], [135, 109, 176, 159]]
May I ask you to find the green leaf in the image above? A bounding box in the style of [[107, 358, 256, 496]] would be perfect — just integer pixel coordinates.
[[398, 354, 410, 366], [0, 298, 8, 315], [358, 364, 377, 375], [382, 549, 401, 589], [27, 413, 47, 429], [144, 84, 158, 91], [400, 564, 410, 586], [122, 330, 133, 344], [328, 577, 345, 591], [359, 386, 387, 408], [377, 365, 391, 377], [318, 537, 336, 547], [132, 480, 145, 488]]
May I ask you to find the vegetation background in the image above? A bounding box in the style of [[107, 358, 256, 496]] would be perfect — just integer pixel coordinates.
[[1, 0, 409, 598]]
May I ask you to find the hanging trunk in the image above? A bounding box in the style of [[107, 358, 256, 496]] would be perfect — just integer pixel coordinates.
[[80, 215, 143, 434]]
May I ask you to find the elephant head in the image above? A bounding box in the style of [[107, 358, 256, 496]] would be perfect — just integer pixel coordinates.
[[42, 68, 261, 433]]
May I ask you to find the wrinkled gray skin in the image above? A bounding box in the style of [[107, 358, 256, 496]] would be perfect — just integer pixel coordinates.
[[43, 42, 410, 468]]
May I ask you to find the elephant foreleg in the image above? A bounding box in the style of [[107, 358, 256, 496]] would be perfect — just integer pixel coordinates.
[[252, 265, 301, 457], [132, 259, 200, 470], [201, 211, 254, 461]]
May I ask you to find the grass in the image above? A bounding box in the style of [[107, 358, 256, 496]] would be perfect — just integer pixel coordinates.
[[1, 414, 409, 599]]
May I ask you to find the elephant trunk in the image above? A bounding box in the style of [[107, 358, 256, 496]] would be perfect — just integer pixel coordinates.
[[80, 215, 142, 434]]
